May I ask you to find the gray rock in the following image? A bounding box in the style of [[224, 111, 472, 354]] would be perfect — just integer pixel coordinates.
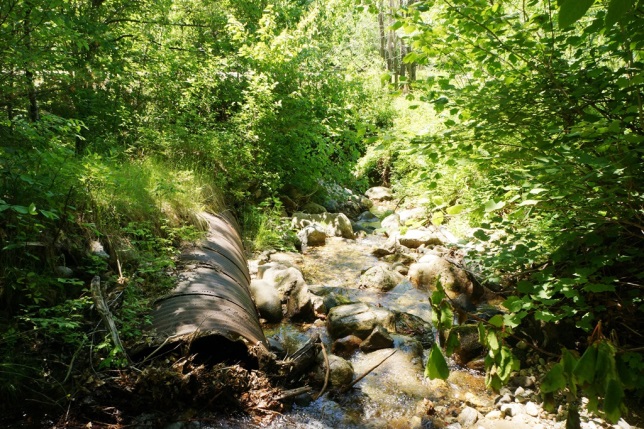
[[495, 393, 512, 405], [301, 202, 327, 214], [55, 265, 74, 277], [398, 229, 444, 248], [359, 265, 404, 292], [358, 211, 380, 222], [292, 212, 354, 239], [450, 324, 485, 366], [261, 265, 306, 299], [458, 406, 479, 428], [285, 281, 314, 321], [314, 354, 354, 388], [89, 240, 109, 259], [249, 279, 283, 322], [409, 254, 483, 304], [327, 303, 395, 339], [298, 224, 327, 246], [365, 186, 393, 201], [360, 325, 394, 352], [380, 213, 401, 233], [391, 334, 424, 358]]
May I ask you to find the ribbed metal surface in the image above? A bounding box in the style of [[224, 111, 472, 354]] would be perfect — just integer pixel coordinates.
[[149, 211, 266, 351]]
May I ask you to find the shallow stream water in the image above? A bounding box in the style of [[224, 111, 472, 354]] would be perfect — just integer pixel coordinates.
[[214, 235, 496, 429]]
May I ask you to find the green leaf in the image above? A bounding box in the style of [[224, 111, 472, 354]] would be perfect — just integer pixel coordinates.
[[28, 203, 37, 215], [605, 0, 636, 26], [518, 199, 540, 206], [558, 0, 595, 28], [604, 378, 624, 423], [484, 199, 505, 212], [431, 211, 444, 226], [573, 344, 597, 386], [583, 283, 616, 293], [541, 363, 567, 393], [445, 329, 460, 356], [425, 342, 450, 380], [488, 314, 504, 328], [446, 204, 465, 215], [487, 330, 500, 351], [473, 229, 490, 241]]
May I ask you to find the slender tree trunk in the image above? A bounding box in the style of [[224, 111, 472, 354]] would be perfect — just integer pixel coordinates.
[[24, 3, 39, 122], [378, 1, 386, 61]]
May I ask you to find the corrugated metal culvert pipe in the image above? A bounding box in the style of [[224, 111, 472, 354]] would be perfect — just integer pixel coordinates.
[[143, 211, 268, 368]]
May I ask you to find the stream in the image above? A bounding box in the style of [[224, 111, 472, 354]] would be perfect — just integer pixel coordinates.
[[211, 234, 496, 429]]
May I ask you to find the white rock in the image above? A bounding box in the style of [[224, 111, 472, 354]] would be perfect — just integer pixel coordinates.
[[458, 406, 479, 428], [500, 403, 525, 417], [485, 410, 503, 420], [525, 401, 540, 417]]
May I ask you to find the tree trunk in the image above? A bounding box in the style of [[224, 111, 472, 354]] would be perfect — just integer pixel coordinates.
[[24, 4, 39, 122]]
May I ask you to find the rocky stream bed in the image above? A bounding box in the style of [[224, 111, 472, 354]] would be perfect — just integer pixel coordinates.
[[187, 187, 639, 429]]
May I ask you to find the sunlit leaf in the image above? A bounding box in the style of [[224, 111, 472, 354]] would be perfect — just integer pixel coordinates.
[[484, 199, 505, 212], [446, 204, 464, 215], [425, 343, 450, 380]]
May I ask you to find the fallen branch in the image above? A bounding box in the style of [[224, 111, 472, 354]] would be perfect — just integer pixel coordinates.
[[313, 342, 330, 400], [340, 349, 397, 393], [276, 386, 312, 401], [90, 276, 131, 364]]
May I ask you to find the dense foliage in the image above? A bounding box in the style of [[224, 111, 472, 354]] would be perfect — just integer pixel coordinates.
[[0, 0, 390, 417], [362, 0, 643, 424]]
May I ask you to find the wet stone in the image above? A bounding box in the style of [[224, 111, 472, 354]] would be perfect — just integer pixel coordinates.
[[327, 303, 395, 339], [360, 324, 394, 353], [332, 335, 362, 358]]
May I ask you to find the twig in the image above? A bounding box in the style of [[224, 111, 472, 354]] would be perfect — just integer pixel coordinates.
[[62, 338, 86, 384], [314, 342, 330, 400], [276, 386, 312, 401], [90, 276, 132, 364], [340, 349, 397, 393]]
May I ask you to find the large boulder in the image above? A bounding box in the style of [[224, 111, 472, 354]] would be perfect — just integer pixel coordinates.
[[260, 265, 304, 298], [409, 254, 483, 303], [380, 213, 401, 235], [365, 186, 393, 201], [286, 281, 315, 321], [327, 303, 395, 339], [301, 202, 327, 214], [292, 212, 354, 239], [249, 279, 283, 322], [297, 224, 327, 247], [359, 265, 404, 292], [398, 229, 443, 248], [257, 264, 314, 321]]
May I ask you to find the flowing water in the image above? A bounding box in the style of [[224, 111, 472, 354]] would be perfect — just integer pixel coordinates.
[[214, 235, 496, 429]]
